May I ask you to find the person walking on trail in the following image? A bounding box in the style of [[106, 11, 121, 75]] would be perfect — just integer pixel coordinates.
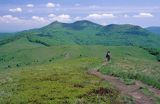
[[106, 51, 111, 62], [97, 51, 111, 72]]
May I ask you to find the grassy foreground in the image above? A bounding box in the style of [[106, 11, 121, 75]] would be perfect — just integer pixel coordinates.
[[0, 57, 123, 104], [0, 44, 160, 103]]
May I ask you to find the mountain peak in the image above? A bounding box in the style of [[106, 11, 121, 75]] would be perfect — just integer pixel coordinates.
[[73, 20, 101, 26], [50, 21, 63, 25], [43, 21, 66, 29], [74, 20, 93, 23]]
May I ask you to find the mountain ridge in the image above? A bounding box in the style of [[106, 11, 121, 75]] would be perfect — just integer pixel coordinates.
[[0, 20, 160, 48], [146, 26, 160, 35]]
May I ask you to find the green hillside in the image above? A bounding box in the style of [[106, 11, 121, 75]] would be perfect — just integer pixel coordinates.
[[0, 45, 160, 103], [146, 26, 160, 35], [0, 21, 160, 103], [0, 50, 122, 104], [1, 20, 160, 48], [0, 33, 15, 41], [1, 44, 160, 87], [0, 45, 126, 104]]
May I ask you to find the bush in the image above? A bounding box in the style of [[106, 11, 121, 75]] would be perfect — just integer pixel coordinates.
[[8, 65, 11, 68], [16, 64, 21, 67], [143, 47, 160, 61], [157, 54, 160, 62]]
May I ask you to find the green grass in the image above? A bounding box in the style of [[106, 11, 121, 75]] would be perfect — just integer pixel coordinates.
[[120, 78, 135, 85], [139, 87, 160, 104], [0, 43, 160, 103], [0, 20, 160, 103], [0, 57, 122, 104], [121, 95, 135, 104], [0, 44, 112, 69], [139, 87, 153, 96], [96, 46, 160, 89], [1, 44, 160, 89], [1, 20, 160, 48]]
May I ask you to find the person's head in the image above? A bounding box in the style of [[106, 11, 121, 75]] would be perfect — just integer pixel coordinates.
[[107, 51, 110, 53]]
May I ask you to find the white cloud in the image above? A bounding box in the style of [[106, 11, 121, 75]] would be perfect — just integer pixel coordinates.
[[83, 13, 117, 25], [48, 14, 56, 18], [0, 15, 24, 23], [48, 14, 71, 22], [133, 13, 154, 18], [32, 16, 48, 23], [0, 15, 50, 32], [0, 14, 70, 25], [74, 16, 82, 20], [46, 2, 60, 8], [9, 8, 22, 12], [86, 13, 116, 20], [26, 4, 34, 8], [46, 3, 55, 8], [56, 14, 71, 22], [58, 14, 70, 19]]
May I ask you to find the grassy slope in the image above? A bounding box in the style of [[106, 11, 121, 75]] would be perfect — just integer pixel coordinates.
[[25, 24, 160, 48], [146, 27, 160, 35], [0, 46, 124, 104], [0, 33, 13, 39], [0, 53, 122, 104], [99, 46, 160, 88], [0, 39, 159, 87], [1, 21, 160, 48], [0, 38, 46, 69], [0, 38, 160, 103]]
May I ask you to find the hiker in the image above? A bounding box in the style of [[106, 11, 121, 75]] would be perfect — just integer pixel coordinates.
[[106, 51, 111, 62]]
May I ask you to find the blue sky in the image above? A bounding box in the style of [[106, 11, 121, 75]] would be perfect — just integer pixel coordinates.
[[0, 0, 160, 32]]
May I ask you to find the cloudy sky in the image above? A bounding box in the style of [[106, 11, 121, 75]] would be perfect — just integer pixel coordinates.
[[0, 0, 160, 32]]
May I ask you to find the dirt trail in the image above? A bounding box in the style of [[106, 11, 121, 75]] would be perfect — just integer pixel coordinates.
[[88, 62, 160, 104]]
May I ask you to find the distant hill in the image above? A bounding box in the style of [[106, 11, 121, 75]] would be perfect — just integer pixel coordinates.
[[0, 33, 15, 41], [146, 27, 160, 35], [0, 20, 160, 48]]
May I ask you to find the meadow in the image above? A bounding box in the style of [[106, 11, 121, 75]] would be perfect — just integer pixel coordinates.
[[0, 52, 123, 104], [99, 46, 160, 89], [0, 39, 160, 103]]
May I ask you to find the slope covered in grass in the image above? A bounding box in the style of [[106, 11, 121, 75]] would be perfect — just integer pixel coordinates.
[[146, 27, 160, 35], [1, 44, 160, 89], [0, 56, 123, 104], [1, 20, 160, 48], [99, 46, 160, 89], [0, 33, 15, 41]]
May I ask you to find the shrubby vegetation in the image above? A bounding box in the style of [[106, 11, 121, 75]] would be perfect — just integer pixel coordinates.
[[27, 36, 50, 47], [142, 47, 160, 61]]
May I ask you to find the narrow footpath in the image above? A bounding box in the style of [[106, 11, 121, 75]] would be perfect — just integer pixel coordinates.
[[88, 62, 160, 104]]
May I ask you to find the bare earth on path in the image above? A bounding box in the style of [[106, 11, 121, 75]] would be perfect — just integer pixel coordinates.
[[88, 62, 160, 104]]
